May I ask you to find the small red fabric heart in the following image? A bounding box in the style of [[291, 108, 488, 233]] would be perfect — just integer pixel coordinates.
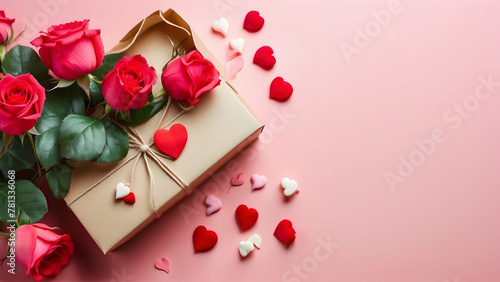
[[154, 123, 188, 160], [274, 219, 296, 244], [244, 11, 264, 32], [270, 77, 293, 102], [235, 204, 258, 231], [193, 225, 218, 252], [123, 192, 135, 205], [253, 46, 276, 70]]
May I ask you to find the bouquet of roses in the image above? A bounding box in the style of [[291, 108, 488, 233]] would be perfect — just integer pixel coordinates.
[[0, 10, 220, 281]]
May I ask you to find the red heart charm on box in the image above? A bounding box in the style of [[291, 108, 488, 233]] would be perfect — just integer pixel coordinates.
[[193, 225, 218, 252], [274, 219, 296, 244], [244, 10, 264, 32], [154, 123, 188, 160], [235, 204, 258, 231], [123, 192, 135, 205], [270, 77, 293, 102], [253, 46, 276, 70]]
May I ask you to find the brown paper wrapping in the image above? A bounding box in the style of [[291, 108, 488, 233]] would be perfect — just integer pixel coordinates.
[[64, 9, 263, 254]]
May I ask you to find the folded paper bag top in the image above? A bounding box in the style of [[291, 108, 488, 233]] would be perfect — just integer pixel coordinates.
[[64, 9, 263, 254]]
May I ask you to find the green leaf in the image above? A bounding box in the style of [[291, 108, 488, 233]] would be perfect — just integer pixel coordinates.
[[59, 114, 105, 161], [0, 180, 48, 224], [0, 134, 35, 178], [95, 119, 129, 163], [35, 127, 60, 169], [91, 53, 124, 81], [45, 163, 71, 199], [1, 45, 52, 88], [35, 83, 87, 133], [89, 78, 104, 106], [116, 94, 169, 126]]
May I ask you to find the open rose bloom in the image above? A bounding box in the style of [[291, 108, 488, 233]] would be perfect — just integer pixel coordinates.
[[31, 19, 104, 80], [16, 223, 74, 281]]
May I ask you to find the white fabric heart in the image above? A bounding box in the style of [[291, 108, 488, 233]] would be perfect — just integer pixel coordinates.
[[115, 182, 130, 199], [281, 177, 298, 196], [239, 240, 255, 257], [229, 38, 244, 54], [212, 18, 229, 36], [248, 234, 262, 249]]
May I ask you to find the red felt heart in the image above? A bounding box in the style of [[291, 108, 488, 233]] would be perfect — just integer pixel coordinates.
[[235, 204, 258, 231], [154, 123, 188, 160], [123, 192, 135, 205], [243, 10, 264, 32], [274, 219, 296, 244], [193, 225, 218, 252], [270, 77, 293, 102], [253, 46, 276, 70]]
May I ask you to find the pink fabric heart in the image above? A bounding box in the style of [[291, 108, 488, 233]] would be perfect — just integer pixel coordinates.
[[154, 257, 170, 274], [230, 173, 245, 186], [251, 174, 267, 190], [205, 195, 222, 216], [225, 50, 244, 80]]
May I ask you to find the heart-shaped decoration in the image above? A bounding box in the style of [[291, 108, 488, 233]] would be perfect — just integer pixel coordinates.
[[250, 174, 266, 190], [204, 195, 222, 216], [253, 46, 276, 70], [193, 225, 218, 252], [270, 77, 293, 102], [154, 257, 170, 274], [235, 204, 258, 231], [281, 177, 298, 196], [231, 173, 246, 186], [248, 234, 262, 249], [123, 192, 136, 205], [274, 219, 296, 244], [154, 123, 188, 160], [238, 240, 255, 257], [243, 10, 264, 32], [115, 182, 130, 199], [212, 18, 229, 36], [229, 38, 244, 54]]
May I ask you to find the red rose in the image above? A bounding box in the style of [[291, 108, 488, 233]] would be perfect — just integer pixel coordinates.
[[0, 73, 46, 135], [16, 223, 74, 281], [102, 54, 157, 111], [161, 50, 220, 105], [31, 19, 104, 80], [0, 10, 15, 44]]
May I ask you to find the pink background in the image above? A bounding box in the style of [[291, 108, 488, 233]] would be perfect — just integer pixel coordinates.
[[2, 0, 500, 281]]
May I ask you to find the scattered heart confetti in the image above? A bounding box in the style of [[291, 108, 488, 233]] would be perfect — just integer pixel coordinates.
[[270, 77, 293, 102], [212, 18, 229, 36], [248, 234, 262, 249], [154, 123, 188, 160], [225, 50, 244, 80], [193, 225, 218, 252], [253, 46, 276, 70], [250, 174, 266, 190], [123, 192, 136, 204], [274, 219, 296, 244], [154, 257, 170, 274], [204, 195, 222, 216], [231, 173, 246, 186], [243, 10, 264, 32], [229, 38, 244, 54], [281, 177, 299, 196], [235, 204, 258, 231], [239, 240, 255, 257], [115, 182, 130, 199]]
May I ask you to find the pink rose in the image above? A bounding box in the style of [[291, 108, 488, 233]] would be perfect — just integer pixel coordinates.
[[31, 19, 104, 80], [0, 73, 46, 135], [0, 11, 15, 44], [16, 223, 74, 281], [102, 54, 157, 111], [161, 50, 220, 105]]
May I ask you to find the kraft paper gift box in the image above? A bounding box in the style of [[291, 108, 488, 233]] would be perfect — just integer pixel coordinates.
[[64, 9, 263, 254]]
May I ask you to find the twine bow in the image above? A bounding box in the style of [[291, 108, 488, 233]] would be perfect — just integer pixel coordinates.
[[68, 97, 193, 217]]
